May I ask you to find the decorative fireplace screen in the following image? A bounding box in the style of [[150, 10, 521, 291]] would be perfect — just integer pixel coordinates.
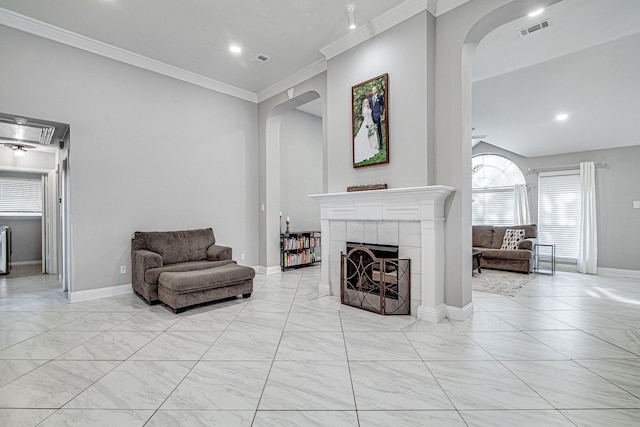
[[340, 245, 410, 315]]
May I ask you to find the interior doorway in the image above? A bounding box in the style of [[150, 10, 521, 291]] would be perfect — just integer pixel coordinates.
[[0, 113, 70, 293], [0, 170, 45, 277]]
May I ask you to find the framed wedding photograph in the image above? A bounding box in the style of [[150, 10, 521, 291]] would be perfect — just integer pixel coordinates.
[[352, 73, 389, 168]]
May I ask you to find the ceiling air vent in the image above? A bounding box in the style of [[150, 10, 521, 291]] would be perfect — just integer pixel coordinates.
[[518, 19, 551, 37], [0, 120, 55, 145], [251, 54, 271, 64]]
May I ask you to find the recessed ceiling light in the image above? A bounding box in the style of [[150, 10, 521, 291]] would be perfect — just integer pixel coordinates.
[[229, 45, 242, 54], [528, 8, 544, 17], [556, 113, 569, 121]]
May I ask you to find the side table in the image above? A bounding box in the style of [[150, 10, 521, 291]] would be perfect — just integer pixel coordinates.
[[472, 250, 482, 274], [534, 243, 555, 274]]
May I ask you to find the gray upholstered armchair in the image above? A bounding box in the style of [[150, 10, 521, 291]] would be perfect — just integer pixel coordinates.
[[131, 228, 234, 304]]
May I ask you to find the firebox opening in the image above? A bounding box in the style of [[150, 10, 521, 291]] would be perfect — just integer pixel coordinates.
[[346, 242, 398, 259]]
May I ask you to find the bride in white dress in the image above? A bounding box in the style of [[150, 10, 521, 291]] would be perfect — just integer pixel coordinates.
[[353, 98, 380, 163]]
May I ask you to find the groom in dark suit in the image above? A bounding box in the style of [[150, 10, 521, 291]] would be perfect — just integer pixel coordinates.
[[370, 85, 385, 150]]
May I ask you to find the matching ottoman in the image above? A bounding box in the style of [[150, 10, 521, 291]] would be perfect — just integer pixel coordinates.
[[158, 263, 255, 313]]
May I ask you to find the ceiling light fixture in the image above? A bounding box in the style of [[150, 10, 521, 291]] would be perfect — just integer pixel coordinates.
[[528, 8, 544, 17], [346, 4, 357, 30], [13, 145, 27, 158], [229, 44, 242, 54], [556, 113, 569, 121]]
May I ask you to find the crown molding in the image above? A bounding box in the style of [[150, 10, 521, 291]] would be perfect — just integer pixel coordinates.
[[427, 0, 438, 15], [0, 1, 472, 105], [320, 0, 429, 61], [435, 0, 471, 16], [0, 7, 258, 103], [257, 58, 327, 103]]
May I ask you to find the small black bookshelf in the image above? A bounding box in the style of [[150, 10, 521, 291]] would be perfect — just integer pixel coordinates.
[[280, 231, 321, 271]]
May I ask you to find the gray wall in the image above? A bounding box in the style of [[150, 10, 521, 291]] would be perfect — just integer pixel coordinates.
[[0, 24, 259, 292], [326, 12, 430, 192], [1, 217, 41, 263], [279, 109, 322, 233], [474, 142, 640, 271], [0, 171, 43, 263], [426, 11, 436, 185]]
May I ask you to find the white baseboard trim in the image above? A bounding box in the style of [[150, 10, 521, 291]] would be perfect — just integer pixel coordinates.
[[417, 303, 447, 324], [598, 267, 640, 279], [447, 302, 474, 321], [318, 283, 332, 296], [69, 283, 132, 303], [11, 260, 41, 266], [556, 264, 578, 272], [255, 265, 281, 275]]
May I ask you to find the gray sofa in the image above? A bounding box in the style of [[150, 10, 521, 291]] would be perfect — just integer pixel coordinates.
[[131, 228, 254, 311], [472, 224, 538, 273]]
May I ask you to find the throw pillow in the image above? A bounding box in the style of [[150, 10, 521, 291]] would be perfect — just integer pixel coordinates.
[[501, 229, 525, 250]]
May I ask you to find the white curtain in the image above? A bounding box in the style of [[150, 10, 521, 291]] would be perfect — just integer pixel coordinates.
[[514, 184, 531, 225], [577, 161, 598, 274]]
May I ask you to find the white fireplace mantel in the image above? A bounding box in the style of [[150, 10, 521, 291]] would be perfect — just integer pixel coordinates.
[[310, 185, 454, 222], [310, 185, 464, 323]]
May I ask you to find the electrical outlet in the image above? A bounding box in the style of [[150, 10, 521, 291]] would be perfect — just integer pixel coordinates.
[[633, 201, 640, 209], [241, 253, 245, 260], [120, 265, 126, 274]]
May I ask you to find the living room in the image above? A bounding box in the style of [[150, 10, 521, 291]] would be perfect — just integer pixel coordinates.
[[470, 0, 640, 276], [0, 0, 639, 425]]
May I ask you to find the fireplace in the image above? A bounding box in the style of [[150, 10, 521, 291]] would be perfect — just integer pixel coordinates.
[[341, 244, 410, 315], [309, 186, 464, 323]]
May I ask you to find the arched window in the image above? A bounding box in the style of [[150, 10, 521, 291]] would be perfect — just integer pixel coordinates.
[[472, 154, 526, 225]]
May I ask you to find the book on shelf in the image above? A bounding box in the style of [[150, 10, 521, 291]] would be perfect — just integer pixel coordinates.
[[280, 231, 321, 269], [282, 248, 321, 267], [281, 233, 321, 251]]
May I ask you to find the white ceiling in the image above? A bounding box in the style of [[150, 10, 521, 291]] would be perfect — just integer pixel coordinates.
[[472, 0, 640, 82], [0, 0, 638, 157], [0, 0, 407, 95], [472, 0, 640, 157], [295, 98, 323, 117]]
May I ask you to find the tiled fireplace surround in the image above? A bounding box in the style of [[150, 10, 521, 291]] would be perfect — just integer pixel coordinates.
[[310, 186, 466, 323]]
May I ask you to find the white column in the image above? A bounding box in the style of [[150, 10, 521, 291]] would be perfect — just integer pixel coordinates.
[[417, 218, 447, 323], [319, 218, 332, 295]]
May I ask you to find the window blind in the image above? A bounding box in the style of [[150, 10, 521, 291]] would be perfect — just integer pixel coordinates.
[[0, 176, 43, 215], [471, 154, 526, 226], [472, 188, 515, 226], [538, 171, 581, 259], [472, 154, 526, 188]]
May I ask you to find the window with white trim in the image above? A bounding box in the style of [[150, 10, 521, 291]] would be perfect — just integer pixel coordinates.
[[538, 171, 581, 260], [0, 176, 43, 216], [472, 154, 526, 225]]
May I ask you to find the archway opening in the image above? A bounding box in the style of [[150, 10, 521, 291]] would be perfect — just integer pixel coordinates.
[[264, 91, 323, 270]]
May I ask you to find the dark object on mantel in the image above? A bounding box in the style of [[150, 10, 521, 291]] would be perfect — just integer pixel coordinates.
[[347, 183, 388, 192]]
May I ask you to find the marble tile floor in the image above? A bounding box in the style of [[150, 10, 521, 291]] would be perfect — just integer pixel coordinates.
[[0, 268, 639, 426]]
